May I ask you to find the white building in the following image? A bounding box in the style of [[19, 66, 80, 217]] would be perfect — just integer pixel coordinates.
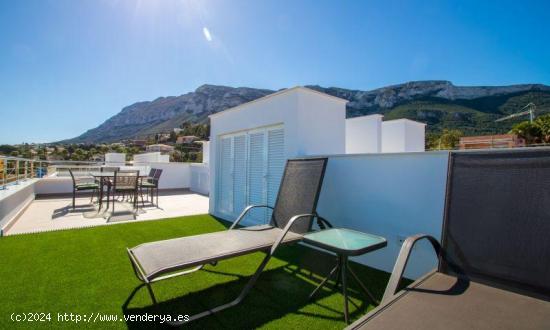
[[346, 116, 426, 154], [346, 114, 383, 153], [208, 87, 347, 223], [381, 119, 426, 153], [133, 152, 169, 163], [146, 144, 174, 154], [208, 86, 426, 226], [104, 153, 126, 166]]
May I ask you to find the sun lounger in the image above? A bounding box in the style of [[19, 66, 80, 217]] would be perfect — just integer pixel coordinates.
[[347, 149, 550, 329], [127, 158, 329, 324]]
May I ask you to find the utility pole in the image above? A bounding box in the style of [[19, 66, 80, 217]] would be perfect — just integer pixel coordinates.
[[495, 103, 537, 123]]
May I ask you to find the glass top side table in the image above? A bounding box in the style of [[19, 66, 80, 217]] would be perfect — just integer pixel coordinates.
[[303, 228, 387, 324]]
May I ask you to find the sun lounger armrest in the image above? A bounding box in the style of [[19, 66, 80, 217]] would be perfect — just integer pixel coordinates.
[[269, 214, 315, 255], [229, 205, 274, 230], [381, 234, 441, 304]]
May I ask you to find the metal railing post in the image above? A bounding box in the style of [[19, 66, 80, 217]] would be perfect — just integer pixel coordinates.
[[0, 158, 5, 190], [15, 160, 20, 185]]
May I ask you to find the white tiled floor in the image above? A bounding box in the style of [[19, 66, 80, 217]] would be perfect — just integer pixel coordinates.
[[5, 190, 209, 235]]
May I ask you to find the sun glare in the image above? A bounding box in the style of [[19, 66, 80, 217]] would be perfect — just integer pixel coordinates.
[[202, 27, 212, 41]]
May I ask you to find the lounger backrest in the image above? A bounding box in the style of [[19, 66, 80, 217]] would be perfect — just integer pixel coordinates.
[[440, 149, 550, 297], [270, 158, 328, 234]]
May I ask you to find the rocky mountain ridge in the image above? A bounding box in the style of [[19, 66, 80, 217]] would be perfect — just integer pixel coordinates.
[[63, 81, 550, 143]]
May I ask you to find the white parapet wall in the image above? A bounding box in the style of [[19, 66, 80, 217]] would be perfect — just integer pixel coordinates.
[[0, 179, 38, 234], [34, 162, 196, 195], [133, 152, 170, 163], [138, 162, 191, 189], [201, 141, 210, 164], [190, 163, 210, 195], [105, 153, 126, 166]]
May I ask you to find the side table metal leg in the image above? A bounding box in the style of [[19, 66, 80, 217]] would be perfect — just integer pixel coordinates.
[[341, 255, 349, 324], [309, 264, 339, 300], [334, 255, 342, 289], [348, 266, 380, 305]]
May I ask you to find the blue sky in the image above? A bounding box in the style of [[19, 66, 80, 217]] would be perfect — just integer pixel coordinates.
[[1, 0, 549, 144]]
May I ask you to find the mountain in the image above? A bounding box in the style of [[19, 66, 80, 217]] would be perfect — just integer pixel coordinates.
[[62, 81, 550, 143]]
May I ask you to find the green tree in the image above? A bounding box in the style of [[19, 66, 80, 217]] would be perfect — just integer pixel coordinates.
[[510, 121, 542, 144], [0, 144, 17, 155], [427, 129, 463, 150], [534, 114, 550, 143]]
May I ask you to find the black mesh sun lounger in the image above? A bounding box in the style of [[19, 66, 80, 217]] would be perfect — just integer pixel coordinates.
[[347, 149, 550, 330], [127, 158, 330, 325]]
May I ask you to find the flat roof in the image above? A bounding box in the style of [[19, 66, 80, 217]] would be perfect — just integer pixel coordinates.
[[346, 114, 384, 120], [382, 118, 427, 126], [209, 86, 348, 119]]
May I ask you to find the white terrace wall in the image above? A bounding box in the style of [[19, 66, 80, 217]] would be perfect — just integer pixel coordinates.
[[313, 151, 449, 279], [35, 163, 195, 195], [0, 179, 37, 234], [190, 163, 210, 195], [131, 162, 191, 189]]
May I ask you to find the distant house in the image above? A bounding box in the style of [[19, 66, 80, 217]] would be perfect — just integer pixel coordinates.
[[131, 139, 147, 147], [176, 135, 199, 144], [156, 133, 171, 142], [459, 134, 526, 150], [173, 128, 184, 134], [90, 154, 105, 162], [146, 144, 174, 154]]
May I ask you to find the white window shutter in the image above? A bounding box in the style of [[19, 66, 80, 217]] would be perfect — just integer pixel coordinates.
[[218, 136, 233, 215], [247, 131, 267, 224], [232, 134, 247, 217], [216, 125, 285, 224], [266, 128, 285, 221]]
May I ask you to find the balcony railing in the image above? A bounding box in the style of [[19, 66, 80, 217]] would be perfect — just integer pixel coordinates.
[[0, 156, 109, 189], [0, 156, 48, 189]]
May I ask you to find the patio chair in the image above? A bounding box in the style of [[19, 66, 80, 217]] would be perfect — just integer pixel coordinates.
[[68, 169, 99, 210], [347, 149, 550, 330], [139, 168, 161, 207], [126, 158, 331, 324], [108, 170, 141, 217], [101, 166, 120, 172]]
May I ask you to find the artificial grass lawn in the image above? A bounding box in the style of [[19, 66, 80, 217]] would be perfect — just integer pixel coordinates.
[[0, 215, 390, 329]]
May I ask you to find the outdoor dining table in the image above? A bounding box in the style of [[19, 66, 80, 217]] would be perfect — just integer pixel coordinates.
[[88, 171, 148, 212], [303, 228, 387, 324]]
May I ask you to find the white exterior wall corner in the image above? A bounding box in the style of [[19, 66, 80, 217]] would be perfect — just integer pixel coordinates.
[[296, 89, 346, 156], [345, 115, 383, 153], [404, 120, 426, 152]]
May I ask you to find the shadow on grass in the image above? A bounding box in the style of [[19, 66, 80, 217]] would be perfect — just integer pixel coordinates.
[[122, 245, 390, 329]]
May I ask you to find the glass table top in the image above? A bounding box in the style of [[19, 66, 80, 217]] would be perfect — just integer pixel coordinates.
[[303, 228, 387, 255]]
